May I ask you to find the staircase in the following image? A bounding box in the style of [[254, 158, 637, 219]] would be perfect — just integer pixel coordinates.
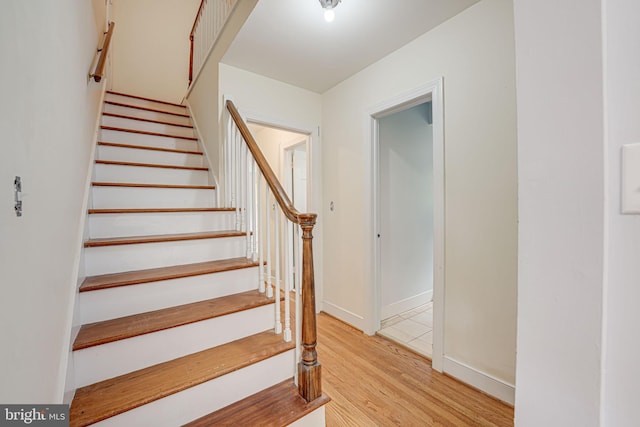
[[69, 91, 328, 426]]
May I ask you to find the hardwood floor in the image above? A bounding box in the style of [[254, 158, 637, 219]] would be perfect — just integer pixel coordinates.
[[317, 313, 514, 426]]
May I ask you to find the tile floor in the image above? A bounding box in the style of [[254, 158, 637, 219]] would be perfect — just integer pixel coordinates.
[[377, 302, 433, 358]]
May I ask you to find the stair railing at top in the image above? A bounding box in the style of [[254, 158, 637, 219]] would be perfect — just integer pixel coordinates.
[[91, 21, 115, 83], [189, 0, 238, 85], [225, 100, 322, 403]]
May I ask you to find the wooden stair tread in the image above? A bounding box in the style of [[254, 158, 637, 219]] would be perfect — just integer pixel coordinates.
[[98, 141, 201, 155], [88, 207, 235, 214], [70, 331, 295, 427], [102, 112, 193, 128], [104, 100, 190, 118], [80, 257, 257, 292], [84, 230, 244, 248], [73, 290, 274, 350], [96, 159, 207, 171], [92, 181, 215, 190], [101, 125, 198, 141], [184, 380, 330, 427], [106, 91, 187, 109]]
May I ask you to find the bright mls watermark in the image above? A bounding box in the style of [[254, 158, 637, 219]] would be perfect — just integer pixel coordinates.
[[0, 405, 68, 426]]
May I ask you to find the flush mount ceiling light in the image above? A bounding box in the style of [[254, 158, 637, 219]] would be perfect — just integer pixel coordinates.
[[319, 0, 341, 22]]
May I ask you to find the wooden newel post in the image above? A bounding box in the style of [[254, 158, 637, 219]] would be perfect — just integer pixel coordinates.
[[298, 213, 321, 402]]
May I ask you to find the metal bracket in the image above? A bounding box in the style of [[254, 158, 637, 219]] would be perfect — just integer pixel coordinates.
[[14, 176, 22, 217]]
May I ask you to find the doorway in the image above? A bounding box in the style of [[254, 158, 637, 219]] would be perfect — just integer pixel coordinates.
[[366, 79, 444, 370], [376, 102, 434, 357]]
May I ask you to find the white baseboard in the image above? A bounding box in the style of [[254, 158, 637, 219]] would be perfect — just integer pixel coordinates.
[[322, 301, 365, 331], [443, 356, 515, 405], [184, 101, 220, 206], [63, 79, 108, 404], [381, 290, 433, 319]]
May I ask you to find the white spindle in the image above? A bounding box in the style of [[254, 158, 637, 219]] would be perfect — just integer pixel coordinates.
[[207, 0, 213, 48], [240, 144, 247, 232], [251, 159, 259, 261], [274, 206, 282, 334], [294, 223, 302, 385], [245, 152, 252, 257], [225, 113, 231, 207], [234, 128, 241, 229], [258, 175, 265, 293], [265, 191, 273, 299], [283, 216, 292, 342]]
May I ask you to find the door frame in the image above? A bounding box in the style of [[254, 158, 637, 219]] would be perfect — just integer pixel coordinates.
[[364, 78, 445, 371], [280, 137, 310, 209], [280, 137, 309, 291]]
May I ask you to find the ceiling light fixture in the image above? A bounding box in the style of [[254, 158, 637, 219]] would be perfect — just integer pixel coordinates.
[[319, 0, 341, 22]]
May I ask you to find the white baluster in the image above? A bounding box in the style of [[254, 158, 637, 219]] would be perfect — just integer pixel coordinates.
[[265, 191, 273, 299], [207, 0, 212, 49], [274, 206, 282, 335], [294, 223, 302, 385], [258, 174, 265, 293], [217, 0, 223, 37], [242, 145, 248, 232], [252, 159, 259, 261], [245, 151, 252, 258], [232, 123, 238, 211], [233, 129, 244, 231], [225, 113, 231, 207], [283, 215, 292, 342]]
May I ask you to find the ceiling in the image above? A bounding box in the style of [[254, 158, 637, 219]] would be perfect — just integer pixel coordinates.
[[222, 0, 479, 93]]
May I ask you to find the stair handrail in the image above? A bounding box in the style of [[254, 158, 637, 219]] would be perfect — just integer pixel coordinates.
[[92, 21, 115, 83], [226, 99, 322, 403]]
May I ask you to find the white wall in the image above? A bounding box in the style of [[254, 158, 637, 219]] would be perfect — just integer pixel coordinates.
[[0, 0, 105, 402], [219, 64, 324, 307], [249, 124, 305, 181], [379, 103, 434, 317], [322, 0, 517, 387], [513, 0, 606, 425], [111, 0, 200, 103], [602, 0, 640, 425]]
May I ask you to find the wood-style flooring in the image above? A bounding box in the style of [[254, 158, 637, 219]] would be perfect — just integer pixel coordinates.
[[317, 313, 514, 426]]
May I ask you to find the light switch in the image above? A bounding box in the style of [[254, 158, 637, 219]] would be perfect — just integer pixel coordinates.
[[622, 143, 640, 214]]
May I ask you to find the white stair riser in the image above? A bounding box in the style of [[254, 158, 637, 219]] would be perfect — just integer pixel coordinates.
[[84, 237, 246, 276], [74, 305, 276, 387], [102, 115, 195, 139], [94, 164, 210, 186], [104, 103, 192, 127], [93, 351, 295, 427], [97, 145, 204, 168], [289, 408, 327, 427], [89, 211, 235, 238], [91, 186, 215, 209], [101, 129, 198, 151], [80, 267, 259, 324], [105, 93, 188, 116]]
